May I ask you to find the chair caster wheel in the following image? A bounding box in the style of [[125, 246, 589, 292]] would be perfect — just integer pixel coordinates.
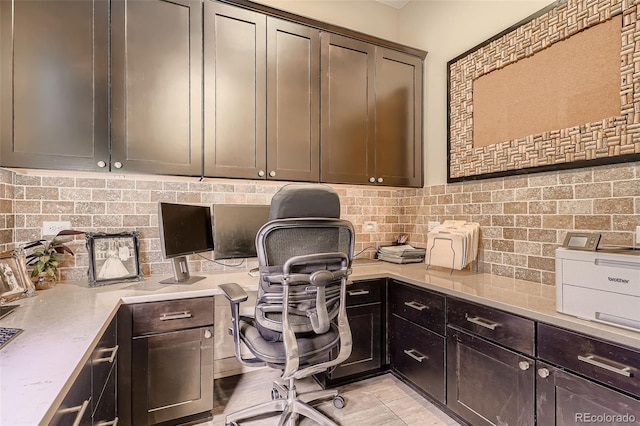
[[333, 395, 346, 409], [271, 388, 280, 400]]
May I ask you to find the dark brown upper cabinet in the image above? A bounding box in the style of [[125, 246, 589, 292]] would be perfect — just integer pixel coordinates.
[[204, 2, 320, 182], [0, 0, 109, 171], [320, 34, 423, 188], [111, 0, 203, 176]]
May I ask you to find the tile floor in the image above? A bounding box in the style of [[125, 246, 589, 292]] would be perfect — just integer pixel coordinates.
[[202, 369, 460, 426]]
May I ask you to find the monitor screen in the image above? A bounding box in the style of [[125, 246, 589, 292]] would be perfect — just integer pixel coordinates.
[[213, 204, 270, 260], [158, 202, 214, 259]]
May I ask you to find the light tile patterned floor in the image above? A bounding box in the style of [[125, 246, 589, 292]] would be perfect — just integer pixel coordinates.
[[202, 369, 460, 426]]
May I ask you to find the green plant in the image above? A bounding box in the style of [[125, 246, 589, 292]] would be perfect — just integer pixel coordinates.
[[24, 230, 84, 280]]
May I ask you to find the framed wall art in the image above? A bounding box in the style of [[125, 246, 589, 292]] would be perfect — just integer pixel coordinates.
[[86, 232, 143, 286], [0, 250, 35, 302], [447, 0, 640, 182]]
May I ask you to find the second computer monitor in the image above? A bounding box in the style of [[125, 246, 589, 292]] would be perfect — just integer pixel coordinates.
[[213, 204, 270, 260]]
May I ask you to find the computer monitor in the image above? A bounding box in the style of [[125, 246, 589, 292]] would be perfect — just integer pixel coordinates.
[[213, 204, 270, 260], [158, 202, 214, 284]]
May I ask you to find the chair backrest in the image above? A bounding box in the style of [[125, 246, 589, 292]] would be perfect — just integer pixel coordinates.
[[254, 184, 354, 344]]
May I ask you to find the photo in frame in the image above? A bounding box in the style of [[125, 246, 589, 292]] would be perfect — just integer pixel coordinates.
[[0, 250, 35, 302], [86, 232, 143, 287]]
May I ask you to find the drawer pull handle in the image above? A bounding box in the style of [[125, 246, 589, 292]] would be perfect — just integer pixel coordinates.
[[404, 301, 428, 311], [466, 315, 499, 330], [404, 348, 427, 362], [95, 345, 119, 364], [348, 289, 370, 296], [577, 355, 632, 377], [58, 398, 90, 426], [160, 311, 192, 321]]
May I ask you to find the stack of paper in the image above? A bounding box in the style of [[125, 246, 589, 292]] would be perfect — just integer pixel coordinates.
[[426, 221, 480, 271], [378, 245, 426, 264]]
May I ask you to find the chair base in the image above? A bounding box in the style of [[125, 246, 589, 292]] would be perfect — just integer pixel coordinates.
[[225, 378, 344, 426]]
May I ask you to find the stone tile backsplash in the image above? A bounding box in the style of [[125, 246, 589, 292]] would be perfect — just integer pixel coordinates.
[[0, 161, 638, 286]]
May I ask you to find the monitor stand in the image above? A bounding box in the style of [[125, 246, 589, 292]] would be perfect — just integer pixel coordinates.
[[160, 256, 206, 285]]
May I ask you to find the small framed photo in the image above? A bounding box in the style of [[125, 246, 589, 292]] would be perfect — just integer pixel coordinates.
[[0, 250, 35, 302], [86, 232, 143, 287]]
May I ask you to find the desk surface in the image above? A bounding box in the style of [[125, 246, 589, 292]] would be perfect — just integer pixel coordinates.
[[1, 261, 638, 425]]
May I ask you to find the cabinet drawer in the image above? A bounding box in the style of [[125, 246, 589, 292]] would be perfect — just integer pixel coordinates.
[[538, 323, 640, 396], [346, 279, 382, 306], [390, 280, 445, 335], [132, 297, 214, 336], [49, 360, 92, 426], [391, 314, 445, 403], [447, 297, 534, 355], [92, 317, 117, 412], [93, 364, 117, 426]]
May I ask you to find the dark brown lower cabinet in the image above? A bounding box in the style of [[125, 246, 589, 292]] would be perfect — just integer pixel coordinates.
[[391, 314, 445, 403], [536, 361, 640, 425], [446, 327, 535, 426]]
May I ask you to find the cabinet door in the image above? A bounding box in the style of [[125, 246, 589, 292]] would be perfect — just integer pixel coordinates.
[[0, 0, 108, 171], [131, 326, 213, 425], [111, 0, 203, 176], [320, 33, 375, 185], [537, 361, 640, 425], [447, 327, 535, 426], [375, 48, 423, 187], [329, 302, 382, 379], [266, 17, 320, 182], [204, 1, 266, 179]]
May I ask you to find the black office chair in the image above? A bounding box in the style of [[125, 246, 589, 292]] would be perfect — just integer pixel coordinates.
[[220, 183, 354, 426]]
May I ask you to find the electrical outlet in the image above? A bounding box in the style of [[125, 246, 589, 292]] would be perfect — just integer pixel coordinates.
[[42, 221, 71, 236], [636, 225, 640, 245], [363, 221, 377, 232], [428, 221, 440, 231]]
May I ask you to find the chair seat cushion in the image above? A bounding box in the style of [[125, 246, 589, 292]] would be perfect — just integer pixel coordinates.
[[239, 316, 339, 366]]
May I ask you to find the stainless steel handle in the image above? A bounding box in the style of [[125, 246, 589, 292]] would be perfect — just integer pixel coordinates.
[[538, 368, 550, 378], [404, 301, 428, 311], [269, 171, 276, 177], [348, 289, 370, 296], [94, 345, 119, 364], [95, 418, 119, 426], [518, 361, 530, 371], [466, 315, 499, 330], [369, 177, 375, 183], [97, 161, 107, 168], [578, 355, 632, 377], [403, 348, 427, 362], [258, 170, 265, 177], [160, 311, 192, 321], [113, 161, 123, 169], [58, 398, 90, 426], [377, 177, 383, 183]]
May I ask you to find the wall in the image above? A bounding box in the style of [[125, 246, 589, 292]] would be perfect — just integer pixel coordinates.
[[398, 0, 551, 186]]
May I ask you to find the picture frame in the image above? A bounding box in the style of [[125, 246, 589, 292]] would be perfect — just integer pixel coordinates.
[[0, 250, 35, 302], [86, 232, 143, 287], [447, 0, 640, 182]]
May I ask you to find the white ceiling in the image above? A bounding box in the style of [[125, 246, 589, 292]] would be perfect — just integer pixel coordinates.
[[376, 0, 409, 9]]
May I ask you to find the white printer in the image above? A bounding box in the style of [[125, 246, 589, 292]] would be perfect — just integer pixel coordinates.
[[556, 247, 640, 332]]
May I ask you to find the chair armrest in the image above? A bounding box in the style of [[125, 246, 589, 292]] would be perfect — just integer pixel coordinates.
[[219, 282, 248, 304]]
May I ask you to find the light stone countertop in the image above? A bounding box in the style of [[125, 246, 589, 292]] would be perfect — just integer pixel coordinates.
[[1, 261, 639, 425]]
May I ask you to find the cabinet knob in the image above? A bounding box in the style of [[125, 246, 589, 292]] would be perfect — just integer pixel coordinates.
[[269, 171, 276, 177], [97, 161, 107, 168], [204, 329, 212, 339], [258, 170, 265, 177], [518, 361, 531, 371], [113, 161, 123, 169], [369, 177, 375, 183], [377, 177, 383, 183], [538, 368, 550, 378]]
